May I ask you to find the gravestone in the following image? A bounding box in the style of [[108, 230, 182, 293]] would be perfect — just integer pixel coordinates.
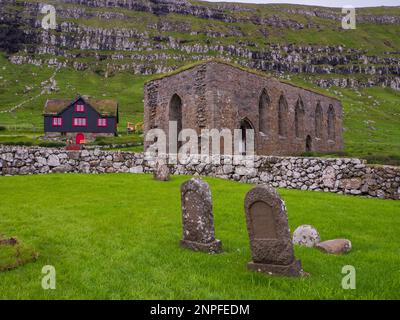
[[153, 159, 170, 181], [244, 185, 303, 277], [180, 178, 223, 254]]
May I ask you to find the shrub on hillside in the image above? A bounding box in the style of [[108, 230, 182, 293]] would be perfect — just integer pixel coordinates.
[[38, 142, 65, 148], [364, 154, 400, 166], [1, 141, 33, 146]]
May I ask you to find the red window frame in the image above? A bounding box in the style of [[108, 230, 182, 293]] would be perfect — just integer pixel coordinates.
[[75, 104, 85, 112], [73, 117, 87, 127], [97, 118, 107, 127], [52, 117, 62, 127]]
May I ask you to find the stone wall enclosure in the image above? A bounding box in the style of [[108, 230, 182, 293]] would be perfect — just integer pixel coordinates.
[[0, 146, 399, 200]]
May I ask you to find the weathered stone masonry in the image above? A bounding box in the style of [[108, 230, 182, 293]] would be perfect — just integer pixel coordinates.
[[0, 146, 399, 200], [144, 61, 344, 156]]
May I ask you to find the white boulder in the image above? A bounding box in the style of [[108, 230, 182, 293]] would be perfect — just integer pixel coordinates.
[[293, 224, 321, 247]]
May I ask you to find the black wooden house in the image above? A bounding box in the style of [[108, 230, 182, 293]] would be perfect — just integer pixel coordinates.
[[43, 96, 118, 143]]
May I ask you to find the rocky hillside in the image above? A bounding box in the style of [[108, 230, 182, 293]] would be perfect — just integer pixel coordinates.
[[1, 0, 400, 90]]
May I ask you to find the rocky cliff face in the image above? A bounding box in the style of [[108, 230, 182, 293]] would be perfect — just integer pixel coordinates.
[[1, 0, 400, 90]]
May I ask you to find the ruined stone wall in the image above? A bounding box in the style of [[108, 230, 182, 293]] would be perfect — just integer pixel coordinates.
[[1, 146, 399, 200], [206, 62, 343, 155], [144, 62, 344, 156], [144, 64, 212, 150]]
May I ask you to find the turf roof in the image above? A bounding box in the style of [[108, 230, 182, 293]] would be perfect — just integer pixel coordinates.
[[145, 59, 340, 101], [43, 96, 118, 117]]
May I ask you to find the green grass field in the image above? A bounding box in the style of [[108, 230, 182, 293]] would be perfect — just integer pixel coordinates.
[[0, 174, 399, 299]]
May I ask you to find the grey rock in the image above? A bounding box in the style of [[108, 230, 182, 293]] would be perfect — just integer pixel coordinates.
[[293, 225, 321, 247], [47, 154, 60, 167], [129, 166, 143, 173], [316, 239, 352, 254], [52, 164, 72, 173]]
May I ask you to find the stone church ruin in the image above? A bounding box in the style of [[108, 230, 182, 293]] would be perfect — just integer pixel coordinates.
[[144, 61, 343, 156]]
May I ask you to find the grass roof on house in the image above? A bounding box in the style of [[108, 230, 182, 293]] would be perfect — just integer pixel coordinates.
[[44, 96, 118, 116], [145, 59, 340, 101]]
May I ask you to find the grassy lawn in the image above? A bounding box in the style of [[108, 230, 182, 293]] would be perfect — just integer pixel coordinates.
[[0, 173, 399, 299], [339, 87, 400, 165]]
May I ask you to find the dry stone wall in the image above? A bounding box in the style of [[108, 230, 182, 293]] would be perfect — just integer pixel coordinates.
[[1, 145, 399, 200]]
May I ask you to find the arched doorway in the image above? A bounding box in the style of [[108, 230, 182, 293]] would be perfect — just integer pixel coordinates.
[[76, 133, 85, 144], [306, 135, 312, 152], [239, 118, 254, 155]]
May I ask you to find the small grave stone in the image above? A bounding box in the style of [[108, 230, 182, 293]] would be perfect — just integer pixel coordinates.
[[153, 159, 170, 181], [244, 185, 303, 277], [180, 178, 222, 254]]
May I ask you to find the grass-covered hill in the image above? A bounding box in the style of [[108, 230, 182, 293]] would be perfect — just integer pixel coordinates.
[[0, 0, 399, 163]]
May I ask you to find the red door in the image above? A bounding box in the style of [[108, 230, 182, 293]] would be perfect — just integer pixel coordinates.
[[76, 133, 85, 144]]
